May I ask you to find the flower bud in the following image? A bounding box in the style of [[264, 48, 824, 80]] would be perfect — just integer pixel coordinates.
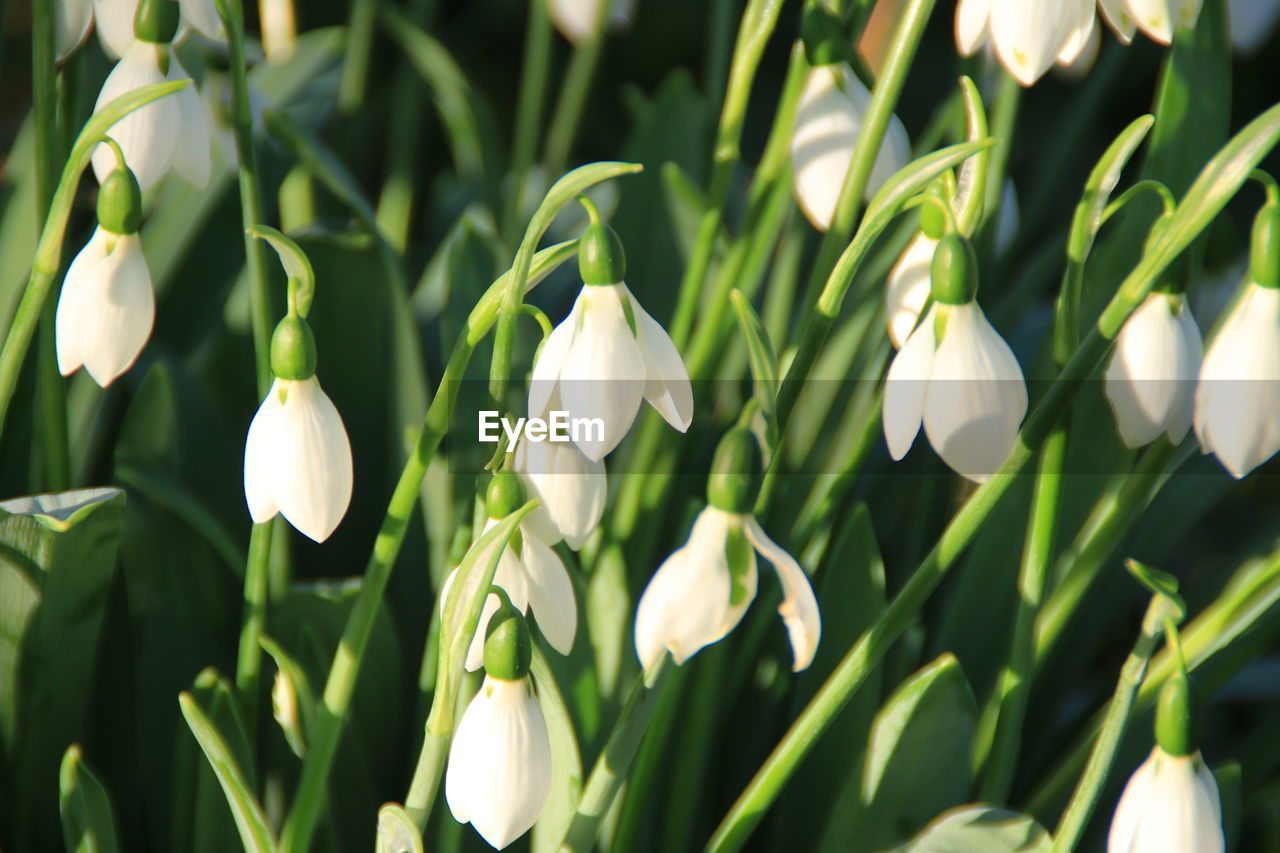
[[486, 471, 527, 519], [97, 167, 143, 236], [483, 599, 532, 681], [270, 315, 317, 381], [1250, 201, 1280, 289], [1155, 670, 1196, 759], [706, 428, 763, 514], [134, 0, 180, 44], [930, 233, 978, 305], [578, 220, 626, 286]]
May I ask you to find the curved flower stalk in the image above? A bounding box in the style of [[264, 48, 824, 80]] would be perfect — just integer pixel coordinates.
[[442, 474, 577, 668], [446, 600, 552, 850], [1105, 291, 1203, 448], [548, 0, 636, 46], [1101, 0, 1203, 46], [514, 433, 606, 549], [529, 204, 692, 461], [883, 234, 1027, 482], [56, 157, 154, 387], [90, 0, 212, 192], [955, 0, 1096, 86], [94, 0, 225, 60], [634, 429, 821, 674], [790, 62, 911, 232], [242, 228, 353, 542]]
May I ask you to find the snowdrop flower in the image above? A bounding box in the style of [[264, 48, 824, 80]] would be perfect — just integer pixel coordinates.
[[514, 433, 605, 549], [442, 474, 577, 670], [1105, 291, 1203, 448], [446, 602, 552, 850], [1228, 0, 1280, 54], [883, 234, 1027, 482], [548, 0, 635, 45], [635, 429, 821, 673], [243, 230, 354, 542], [1101, 0, 1203, 45], [94, 0, 225, 60], [529, 203, 692, 461], [56, 161, 154, 387], [90, 0, 212, 192], [790, 63, 911, 232], [955, 0, 1096, 86], [56, 0, 94, 60]]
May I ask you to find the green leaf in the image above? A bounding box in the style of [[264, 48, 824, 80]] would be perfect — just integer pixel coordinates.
[[1067, 115, 1156, 267], [1214, 762, 1242, 852], [178, 690, 277, 853], [730, 289, 779, 431], [375, 804, 424, 853], [530, 647, 584, 853], [891, 805, 1051, 853], [659, 161, 710, 263], [858, 654, 979, 852], [59, 745, 121, 853], [954, 76, 989, 236]]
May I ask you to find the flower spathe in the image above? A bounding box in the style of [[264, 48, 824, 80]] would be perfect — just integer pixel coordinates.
[[1108, 746, 1224, 853], [955, 0, 1096, 86], [547, 0, 636, 46], [93, 0, 225, 59], [55, 227, 154, 387], [514, 434, 606, 549], [1104, 292, 1203, 448], [91, 42, 212, 193], [883, 301, 1028, 482], [790, 63, 911, 232], [1194, 282, 1280, 478], [529, 282, 692, 461], [243, 376, 354, 542], [445, 675, 552, 850], [634, 506, 821, 674], [441, 518, 578, 669]]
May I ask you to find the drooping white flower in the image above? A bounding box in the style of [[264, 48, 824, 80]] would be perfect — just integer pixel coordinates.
[[94, 0, 225, 60], [514, 433, 606, 549], [529, 283, 692, 461], [55, 227, 154, 387], [1105, 292, 1203, 448], [91, 42, 212, 192], [955, 0, 1097, 86], [547, 0, 635, 46], [243, 376, 354, 542], [442, 517, 578, 669], [634, 506, 821, 673], [1108, 746, 1224, 853], [790, 63, 911, 232], [56, 0, 95, 60], [1108, 0, 1204, 45], [445, 675, 552, 850], [883, 301, 1028, 482], [1228, 0, 1280, 54], [1194, 281, 1280, 478]]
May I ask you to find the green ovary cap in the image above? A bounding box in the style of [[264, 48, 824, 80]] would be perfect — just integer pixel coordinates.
[[800, 3, 848, 67], [135, 0, 180, 43], [1155, 671, 1196, 758], [270, 316, 317, 381], [486, 472, 527, 519], [1250, 202, 1280, 289], [483, 601, 532, 681], [97, 168, 143, 235], [930, 233, 978, 305], [706, 428, 764, 514], [578, 213, 627, 286]]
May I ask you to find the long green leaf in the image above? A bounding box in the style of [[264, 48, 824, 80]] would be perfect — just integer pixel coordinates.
[[59, 745, 121, 853]]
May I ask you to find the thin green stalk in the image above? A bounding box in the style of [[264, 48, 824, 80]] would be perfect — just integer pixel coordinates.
[[1049, 595, 1174, 853], [543, 0, 613, 178], [558, 658, 670, 853], [611, 666, 690, 852], [504, 0, 554, 243], [339, 0, 379, 114], [980, 71, 1021, 252], [404, 728, 450, 828], [235, 522, 273, 732]]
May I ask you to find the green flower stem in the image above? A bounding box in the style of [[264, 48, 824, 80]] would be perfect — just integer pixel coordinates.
[[980, 70, 1021, 250], [558, 657, 670, 853], [543, 1, 613, 179], [610, 665, 690, 851], [1049, 594, 1176, 853], [235, 520, 273, 733], [338, 0, 379, 114], [504, 0, 554, 244], [800, 0, 936, 304], [667, 0, 787, 348]]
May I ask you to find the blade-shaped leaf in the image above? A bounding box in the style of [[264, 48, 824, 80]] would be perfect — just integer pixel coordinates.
[[891, 805, 1051, 853], [59, 745, 121, 853], [530, 646, 584, 853]]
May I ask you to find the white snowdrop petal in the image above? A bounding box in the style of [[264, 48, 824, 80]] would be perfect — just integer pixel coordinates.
[[169, 57, 213, 188], [625, 285, 693, 431], [883, 306, 937, 460], [94, 0, 140, 59], [1056, 0, 1098, 65], [92, 42, 182, 192], [529, 295, 581, 419], [886, 234, 936, 350], [1104, 294, 1201, 448], [1126, 0, 1176, 44], [989, 0, 1071, 85], [56, 0, 95, 60], [516, 438, 606, 548], [955, 0, 992, 55], [179, 0, 226, 43], [1099, 0, 1138, 43], [1108, 749, 1161, 853], [274, 377, 354, 542], [519, 530, 578, 656], [547, 0, 631, 45], [65, 233, 155, 387], [243, 379, 287, 524], [743, 517, 821, 672], [56, 229, 114, 377], [1107, 748, 1223, 853]]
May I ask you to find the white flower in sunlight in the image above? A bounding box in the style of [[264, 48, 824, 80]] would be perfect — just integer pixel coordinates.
[[244, 376, 354, 542], [446, 675, 552, 850], [529, 283, 692, 461], [1105, 292, 1203, 448], [883, 301, 1028, 482], [955, 0, 1097, 86], [55, 227, 154, 387], [94, 0, 225, 60], [91, 43, 212, 192], [634, 506, 821, 673], [442, 518, 578, 669], [790, 63, 911, 232], [1228, 0, 1280, 54], [548, 0, 635, 46], [56, 0, 95, 60], [1108, 746, 1223, 853], [514, 434, 606, 550], [260, 0, 297, 63], [1104, 0, 1204, 46], [1194, 282, 1280, 478]]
